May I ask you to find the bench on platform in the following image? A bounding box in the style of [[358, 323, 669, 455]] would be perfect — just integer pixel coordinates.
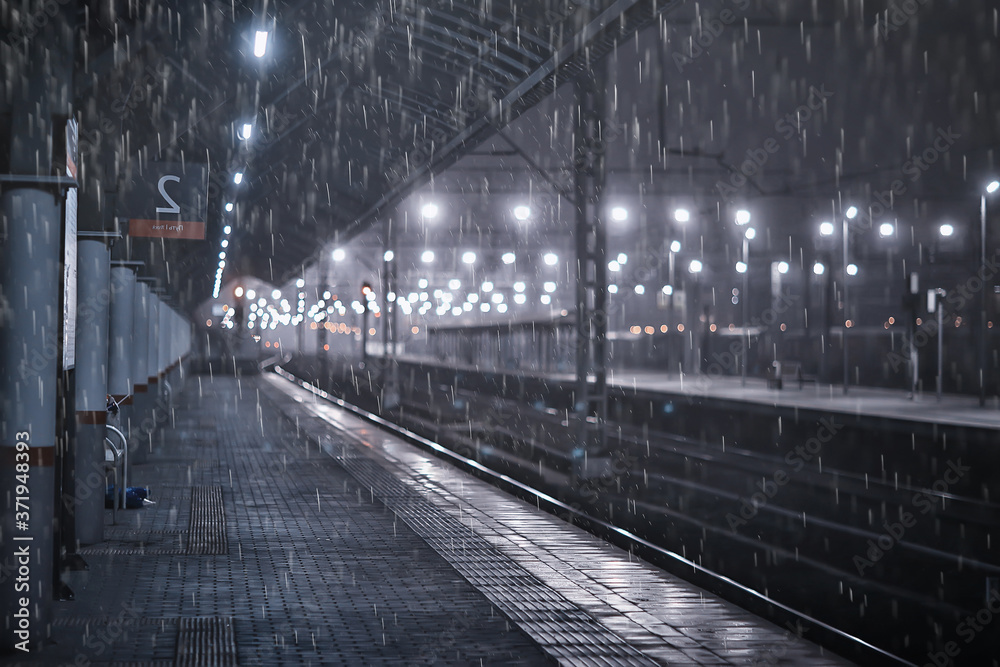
[[768, 361, 818, 390]]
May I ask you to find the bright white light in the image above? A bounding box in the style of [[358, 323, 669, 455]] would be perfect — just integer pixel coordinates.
[[634, 285, 645, 295], [513, 282, 525, 293], [462, 251, 476, 264], [608, 285, 618, 294], [502, 252, 516, 264], [448, 279, 461, 290], [543, 253, 558, 266], [480, 303, 491, 312], [296, 278, 305, 288], [745, 227, 756, 240], [221, 240, 229, 248], [689, 259, 703, 273], [463, 302, 472, 311], [819, 221, 834, 236], [611, 207, 628, 222], [988, 181, 1000, 194], [513, 205, 531, 221], [421, 250, 435, 263], [674, 208, 690, 223], [847, 263, 859, 276], [219, 260, 226, 268], [736, 261, 747, 274], [514, 293, 526, 304], [778, 261, 789, 274], [384, 250, 394, 262], [219, 251, 226, 259], [497, 304, 508, 313], [272, 289, 281, 299], [224, 225, 232, 235], [421, 203, 439, 219], [467, 293, 479, 303], [481, 281, 493, 292], [543, 282, 556, 293], [540, 295, 552, 304], [332, 248, 346, 261], [735, 210, 751, 225], [225, 202, 234, 212], [608, 260, 621, 272], [241, 123, 253, 140], [254, 30, 268, 57], [491, 293, 503, 304], [452, 307, 462, 316], [879, 222, 894, 237], [233, 172, 243, 185], [246, 289, 257, 299], [418, 278, 428, 289], [846, 206, 858, 219], [940, 224, 954, 237], [670, 241, 681, 253], [661, 285, 673, 295], [617, 253, 628, 264]]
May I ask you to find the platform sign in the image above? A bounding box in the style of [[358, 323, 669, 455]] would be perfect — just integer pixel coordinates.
[[122, 162, 208, 240]]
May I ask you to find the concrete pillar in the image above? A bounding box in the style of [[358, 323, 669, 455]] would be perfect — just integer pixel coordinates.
[[146, 293, 160, 425], [108, 267, 135, 451], [73, 241, 111, 545], [0, 187, 62, 650], [158, 301, 169, 398], [130, 282, 150, 462]]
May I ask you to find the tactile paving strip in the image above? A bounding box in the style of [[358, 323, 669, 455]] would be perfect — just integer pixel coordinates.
[[176, 617, 238, 666], [335, 454, 658, 665], [187, 486, 228, 555]]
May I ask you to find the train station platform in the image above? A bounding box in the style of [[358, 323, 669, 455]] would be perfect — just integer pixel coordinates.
[[398, 354, 1000, 431], [21, 372, 850, 666]]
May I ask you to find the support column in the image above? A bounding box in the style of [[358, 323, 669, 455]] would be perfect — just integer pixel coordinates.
[[146, 292, 160, 425], [158, 302, 170, 407], [0, 1, 75, 647], [130, 282, 150, 462], [0, 187, 62, 650], [572, 69, 609, 480], [108, 267, 135, 455], [73, 240, 112, 545]]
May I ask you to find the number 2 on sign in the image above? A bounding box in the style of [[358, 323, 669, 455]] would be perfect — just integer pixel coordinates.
[[156, 175, 181, 214]]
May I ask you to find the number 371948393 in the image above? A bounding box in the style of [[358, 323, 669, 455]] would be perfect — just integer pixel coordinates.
[[14, 433, 30, 520]]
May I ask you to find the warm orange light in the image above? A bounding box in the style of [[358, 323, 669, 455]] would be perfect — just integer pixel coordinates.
[[660, 325, 668, 333], [310, 322, 318, 330], [677, 324, 685, 332], [644, 326, 654, 335], [845, 320, 853, 328], [728, 323, 735, 331], [374, 312, 381, 318], [273, 342, 279, 348], [630, 325, 641, 334], [265, 341, 271, 348], [916, 317, 922, 326], [206, 319, 213, 327], [368, 328, 376, 336], [411, 326, 420, 334], [779, 323, 786, 331], [709, 323, 717, 332], [884, 322, 890, 329], [323, 344, 330, 351], [888, 316, 895, 325], [222, 304, 229, 312]]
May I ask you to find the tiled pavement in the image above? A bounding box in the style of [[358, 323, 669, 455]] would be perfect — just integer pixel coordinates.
[[17, 373, 854, 665], [260, 373, 853, 667]]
